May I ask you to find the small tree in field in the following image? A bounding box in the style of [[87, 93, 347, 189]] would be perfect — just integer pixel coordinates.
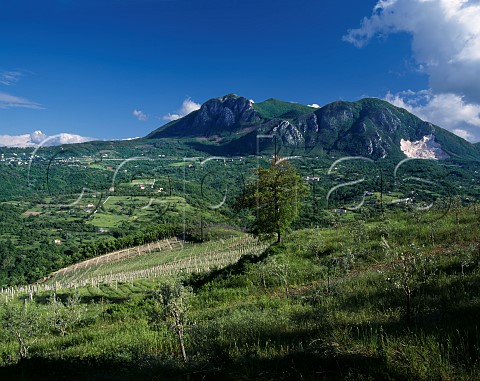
[[1, 300, 44, 360], [234, 157, 307, 243], [151, 281, 192, 362], [381, 238, 436, 323], [48, 292, 85, 337]]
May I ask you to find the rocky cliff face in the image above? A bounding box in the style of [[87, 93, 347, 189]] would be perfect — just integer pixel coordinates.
[[192, 94, 262, 130], [148, 94, 262, 139]]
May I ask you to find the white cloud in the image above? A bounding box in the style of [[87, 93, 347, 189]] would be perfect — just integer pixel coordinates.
[[133, 109, 148, 121], [163, 114, 181, 122], [0, 130, 95, 147], [0, 91, 43, 109], [452, 128, 474, 141], [344, 0, 480, 101], [308, 103, 321, 109], [163, 98, 201, 121], [30, 130, 48, 144], [50, 133, 95, 145], [345, 0, 480, 141], [385, 90, 480, 141], [0, 71, 22, 86], [0, 133, 32, 147]]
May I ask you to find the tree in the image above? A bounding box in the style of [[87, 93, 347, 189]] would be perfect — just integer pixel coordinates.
[[235, 157, 307, 243], [381, 238, 436, 324], [1, 300, 44, 360], [150, 281, 192, 362], [265, 256, 290, 298], [47, 292, 85, 337]]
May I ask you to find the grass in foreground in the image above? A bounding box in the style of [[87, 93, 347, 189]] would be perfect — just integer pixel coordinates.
[[1, 207, 480, 380]]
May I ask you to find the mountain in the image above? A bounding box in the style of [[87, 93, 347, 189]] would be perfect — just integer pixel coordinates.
[[147, 94, 479, 160]]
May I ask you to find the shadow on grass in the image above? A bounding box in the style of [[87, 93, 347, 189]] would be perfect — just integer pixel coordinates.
[[187, 243, 276, 290], [32, 292, 130, 305], [0, 350, 400, 381]]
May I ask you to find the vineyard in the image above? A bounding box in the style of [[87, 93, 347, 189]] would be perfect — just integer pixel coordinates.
[[0, 235, 268, 299]]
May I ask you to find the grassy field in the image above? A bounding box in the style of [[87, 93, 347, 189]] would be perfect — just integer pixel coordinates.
[[87, 195, 191, 228], [1, 206, 480, 380]]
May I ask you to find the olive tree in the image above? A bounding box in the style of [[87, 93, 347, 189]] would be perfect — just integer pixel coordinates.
[[1, 300, 44, 360], [150, 281, 192, 362], [48, 292, 85, 337]]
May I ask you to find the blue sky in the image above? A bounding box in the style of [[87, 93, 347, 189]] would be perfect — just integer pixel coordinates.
[[1, 0, 480, 142]]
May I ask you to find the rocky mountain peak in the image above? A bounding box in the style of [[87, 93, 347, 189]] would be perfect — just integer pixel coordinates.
[[148, 94, 262, 138], [195, 94, 260, 127], [194, 95, 260, 129]]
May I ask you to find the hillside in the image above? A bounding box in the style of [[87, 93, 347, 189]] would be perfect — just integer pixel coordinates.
[[253, 98, 315, 120], [1, 206, 479, 380]]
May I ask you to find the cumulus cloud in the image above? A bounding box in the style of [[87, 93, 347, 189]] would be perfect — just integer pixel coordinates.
[[0, 130, 95, 147], [345, 0, 480, 141], [0, 71, 23, 86], [0, 91, 43, 109], [163, 98, 201, 121], [30, 130, 48, 144], [452, 128, 474, 141], [133, 109, 148, 121], [0, 133, 32, 147], [386, 90, 480, 141], [308, 103, 321, 109]]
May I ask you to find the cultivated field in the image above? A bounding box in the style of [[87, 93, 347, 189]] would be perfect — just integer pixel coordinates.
[[37, 234, 268, 290]]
